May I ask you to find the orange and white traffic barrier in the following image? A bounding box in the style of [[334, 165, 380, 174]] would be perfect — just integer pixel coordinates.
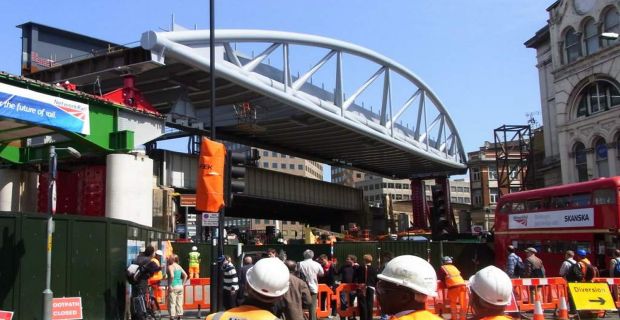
[[557, 296, 569, 320], [334, 283, 360, 319], [511, 277, 567, 312], [316, 284, 333, 319], [157, 277, 211, 313]]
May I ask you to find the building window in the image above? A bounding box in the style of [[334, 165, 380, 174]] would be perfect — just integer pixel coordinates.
[[387, 183, 394, 188], [574, 142, 588, 182], [576, 80, 620, 117], [450, 186, 456, 192], [272, 152, 278, 157], [280, 163, 286, 169], [564, 27, 581, 63], [583, 18, 599, 55], [489, 188, 499, 204], [488, 166, 498, 181], [272, 163, 277, 168], [464, 187, 470, 192], [595, 138, 609, 178], [356, 173, 362, 178], [472, 168, 481, 181], [457, 186, 464, 192], [280, 154, 286, 158], [473, 190, 482, 206], [255, 219, 260, 224], [603, 7, 620, 47], [403, 184, 409, 189], [289, 164, 294, 169], [298, 164, 303, 170], [262, 150, 269, 157]]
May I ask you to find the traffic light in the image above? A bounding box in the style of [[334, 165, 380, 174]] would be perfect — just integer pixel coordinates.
[[226, 148, 260, 204], [431, 185, 452, 240]]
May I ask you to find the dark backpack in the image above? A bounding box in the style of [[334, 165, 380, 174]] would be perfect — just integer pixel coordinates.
[[584, 263, 598, 281], [513, 256, 525, 277], [565, 260, 584, 282], [530, 267, 545, 278]]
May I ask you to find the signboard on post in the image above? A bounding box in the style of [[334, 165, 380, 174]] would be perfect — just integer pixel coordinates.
[[568, 283, 616, 311], [202, 212, 219, 227], [52, 297, 83, 319], [0, 310, 13, 320]]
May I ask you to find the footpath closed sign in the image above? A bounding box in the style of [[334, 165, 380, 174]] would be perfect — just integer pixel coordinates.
[[52, 297, 83, 319], [0, 310, 13, 320], [568, 282, 616, 311], [202, 212, 219, 227]]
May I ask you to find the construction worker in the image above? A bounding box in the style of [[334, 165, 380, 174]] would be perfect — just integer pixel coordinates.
[[148, 250, 165, 303], [468, 266, 512, 320], [437, 256, 467, 320], [188, 246, 201, 279], [206, 257, 289, 320], [375, 255, 442, 320]]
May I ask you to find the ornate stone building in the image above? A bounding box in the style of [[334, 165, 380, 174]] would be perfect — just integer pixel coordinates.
[[526, 0, 620, 185]]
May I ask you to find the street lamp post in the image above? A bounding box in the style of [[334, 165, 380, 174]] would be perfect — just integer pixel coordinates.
[[43, 145, 81, 320]]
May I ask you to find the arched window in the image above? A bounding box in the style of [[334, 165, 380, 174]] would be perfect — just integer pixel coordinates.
[[595, 138, 609, 178], [575, 80, 620, 117], [603, 7, 620, 47], [565, 27, 582, 63], [584, 18, 599, 54], [574, 142, 588, 182]]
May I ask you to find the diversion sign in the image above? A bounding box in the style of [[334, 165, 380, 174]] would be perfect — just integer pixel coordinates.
[[0, 83, 89, 135]]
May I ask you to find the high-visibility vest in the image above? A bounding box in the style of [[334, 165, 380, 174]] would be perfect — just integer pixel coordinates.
[[206, 305, 279, 320], [479, 316, 512, 320], [149, 257, 163, 281], [189, 251, 200, 267], [390, 310, 442, 320], [441, 264, 465, 288]]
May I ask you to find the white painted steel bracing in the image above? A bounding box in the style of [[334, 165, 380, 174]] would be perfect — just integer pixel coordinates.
[[141, 29, 466, 171]]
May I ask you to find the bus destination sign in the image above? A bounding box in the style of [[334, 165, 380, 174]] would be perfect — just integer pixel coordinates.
[[508, 208, 594, 229]]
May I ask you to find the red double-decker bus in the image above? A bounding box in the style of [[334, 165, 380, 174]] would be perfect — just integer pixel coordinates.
[[494, 177, 620, 276]]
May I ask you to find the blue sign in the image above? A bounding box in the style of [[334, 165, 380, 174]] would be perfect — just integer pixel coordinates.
[[0, 83, 90, 134], [596, 143, 608, 160]]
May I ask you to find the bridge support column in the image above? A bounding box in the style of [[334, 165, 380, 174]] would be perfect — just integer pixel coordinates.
[[410, 179, 428, 229]]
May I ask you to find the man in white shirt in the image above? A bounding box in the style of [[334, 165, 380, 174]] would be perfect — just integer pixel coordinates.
[[559, 250, 577, 278], [298, 249, 324, 320]]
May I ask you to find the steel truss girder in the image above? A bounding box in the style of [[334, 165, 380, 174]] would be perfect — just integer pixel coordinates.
[[141, 29, 467, 171]]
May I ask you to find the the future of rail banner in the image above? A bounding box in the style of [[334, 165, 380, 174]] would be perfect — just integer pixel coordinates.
[[568, 282, 616, 311], [196, 137, 226, 213], [0, 82, 90, 135]]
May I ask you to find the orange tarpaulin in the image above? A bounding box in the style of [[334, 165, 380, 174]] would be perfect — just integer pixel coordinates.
[[196, 137, 226, 213]]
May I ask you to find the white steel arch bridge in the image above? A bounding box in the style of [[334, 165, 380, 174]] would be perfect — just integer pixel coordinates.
[[34, 29, 468, 178]]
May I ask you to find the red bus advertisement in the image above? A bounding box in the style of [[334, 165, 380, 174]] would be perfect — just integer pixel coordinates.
[[494, 177, 620, 276]]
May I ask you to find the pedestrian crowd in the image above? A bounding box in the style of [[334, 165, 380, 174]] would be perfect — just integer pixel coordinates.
[[128, 244, 617, 320]]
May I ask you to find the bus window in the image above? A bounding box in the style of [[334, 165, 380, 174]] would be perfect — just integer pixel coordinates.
[[499, 202, 511, 214], [594, 188, 616, 205], [550, 195, 570, 209], [512, 201, 525, 213], [527, 199, 543, 211], [571, 193, 591, 207]]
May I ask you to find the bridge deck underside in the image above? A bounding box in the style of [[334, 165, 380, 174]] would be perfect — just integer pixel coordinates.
[[29, 48, 460, 178]]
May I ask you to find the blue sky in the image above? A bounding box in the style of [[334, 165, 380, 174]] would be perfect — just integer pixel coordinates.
[[0, 1, 554, 180]]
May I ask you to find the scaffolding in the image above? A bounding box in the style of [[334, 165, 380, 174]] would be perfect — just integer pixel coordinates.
[[493, 125, 533, 197]]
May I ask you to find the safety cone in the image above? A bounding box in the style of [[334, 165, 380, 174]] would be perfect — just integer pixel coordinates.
[[533, 300, 545, 320], [557, 296, 569, 320]]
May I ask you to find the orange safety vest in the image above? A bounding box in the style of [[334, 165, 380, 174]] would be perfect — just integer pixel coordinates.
[[441, 264, 465, 288], [149, 257, 163, 282], [206, 305, 279, 320], [390, 310, 442, 320]]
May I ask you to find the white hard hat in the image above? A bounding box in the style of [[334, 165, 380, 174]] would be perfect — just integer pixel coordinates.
[[468, 265, 512, 306], [155, 250, 163, 256], [377, 255, 437, 297], [246, 257, 290, 298], [192, 246, 197, 251]]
